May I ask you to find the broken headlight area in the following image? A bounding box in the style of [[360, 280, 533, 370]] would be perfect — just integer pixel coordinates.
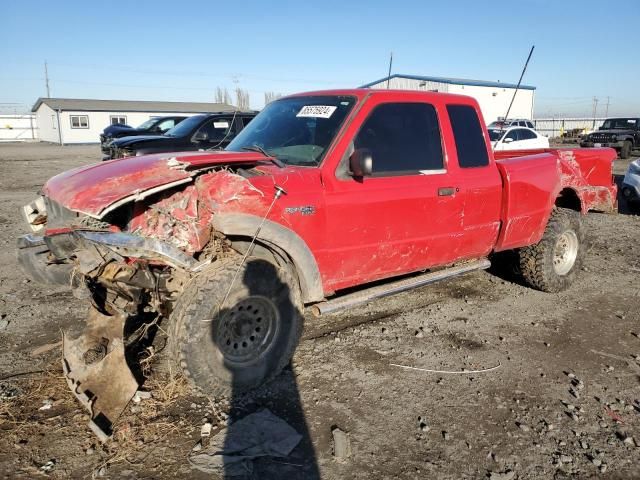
[[22, 196, 47, 232]]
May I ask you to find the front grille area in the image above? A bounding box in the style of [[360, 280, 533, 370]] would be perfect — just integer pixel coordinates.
[[108, 146, 133, 159], [44, 197, 79, 229], [588, 134, 615, 143]]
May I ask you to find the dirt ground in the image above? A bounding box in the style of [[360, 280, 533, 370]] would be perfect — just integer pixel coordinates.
[[0, 142, 639, 479]]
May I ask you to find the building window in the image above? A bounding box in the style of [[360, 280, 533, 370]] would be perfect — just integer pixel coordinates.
[[70, 115, 89, 129], [110, 115, 127, 125]]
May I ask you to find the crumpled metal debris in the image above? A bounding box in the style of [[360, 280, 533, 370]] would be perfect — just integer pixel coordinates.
[[188, 409, 302, 476], [62, 306, 138, 442]]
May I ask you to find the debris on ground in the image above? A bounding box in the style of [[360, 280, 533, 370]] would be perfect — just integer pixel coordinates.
[[188, 409, 302, 476], [331, 426, 351, 461]]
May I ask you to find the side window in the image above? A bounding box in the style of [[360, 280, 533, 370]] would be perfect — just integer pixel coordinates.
[[520, 129, 537, 140], [447, 105, 489, 168], [505, 129, 519, 141], [156, 119, 176, 132], [526, 121, 534, 129], [196, 118, 233, 142], [241, 116, 254, 128], [354, 103, 443, 175]]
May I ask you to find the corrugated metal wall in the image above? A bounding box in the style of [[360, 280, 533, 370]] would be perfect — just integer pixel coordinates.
[[368, 78, 450, 92]]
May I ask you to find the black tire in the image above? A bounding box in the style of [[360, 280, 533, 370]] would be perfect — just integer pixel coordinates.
[[518, 208, 585, 293], [169, 256, 303, 397], [620, 141, 632, 159]]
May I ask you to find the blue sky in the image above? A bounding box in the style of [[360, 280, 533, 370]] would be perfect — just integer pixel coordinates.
[[2, 0, 639, 117]]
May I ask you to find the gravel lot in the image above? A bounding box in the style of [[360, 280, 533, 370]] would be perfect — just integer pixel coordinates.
[[0, 142, 639, 479]]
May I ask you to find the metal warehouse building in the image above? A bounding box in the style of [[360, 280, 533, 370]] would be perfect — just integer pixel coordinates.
[[361, 74, 536, 124], [32, 98, 236, 144]]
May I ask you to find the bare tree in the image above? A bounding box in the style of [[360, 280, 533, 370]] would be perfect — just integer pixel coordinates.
[[235, 88, 250, 111], [264, 91, 282, 105], [214, 86, 231, 105]]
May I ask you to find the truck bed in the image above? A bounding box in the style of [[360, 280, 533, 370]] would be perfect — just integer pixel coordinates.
[[493, 147, 617, 251]]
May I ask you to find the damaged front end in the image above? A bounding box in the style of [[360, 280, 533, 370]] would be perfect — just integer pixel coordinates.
[[46, 228, 196, 440], [17, 154, 268, 440]]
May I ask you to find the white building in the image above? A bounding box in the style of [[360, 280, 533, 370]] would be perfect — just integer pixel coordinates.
[[361, 74, 536, 124], [32, 98, 236, 144]]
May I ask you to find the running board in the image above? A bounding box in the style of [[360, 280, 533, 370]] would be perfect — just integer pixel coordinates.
[[311, 259, 491, 317]]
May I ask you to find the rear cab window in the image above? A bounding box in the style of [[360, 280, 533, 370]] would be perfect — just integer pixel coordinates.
[[354, 102, 444, 176], [447, 105, 490, 168]]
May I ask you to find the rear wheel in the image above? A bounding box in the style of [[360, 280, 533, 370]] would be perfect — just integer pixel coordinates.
[[620, 140, 632, 159], [518, 207, 585, 293], [169, 256, 303, 397]]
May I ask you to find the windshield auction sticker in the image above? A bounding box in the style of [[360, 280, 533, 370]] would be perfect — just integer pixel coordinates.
[[296, 105, 337, 118]]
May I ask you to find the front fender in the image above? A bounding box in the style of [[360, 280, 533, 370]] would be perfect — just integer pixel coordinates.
[[212, 213, 324, 303]]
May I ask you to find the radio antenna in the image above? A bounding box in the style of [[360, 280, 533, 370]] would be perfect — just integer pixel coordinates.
[[502, 45, 535, 122], [386, 52, 393, 89]]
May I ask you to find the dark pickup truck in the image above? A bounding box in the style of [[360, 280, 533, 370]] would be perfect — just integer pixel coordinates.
[[104, 112, 256, 160], [100, 116, 187, 154], [580, 117, 640, 159]]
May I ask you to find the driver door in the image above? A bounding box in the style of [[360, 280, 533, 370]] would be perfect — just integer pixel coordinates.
[[321, 99, 466, 292]]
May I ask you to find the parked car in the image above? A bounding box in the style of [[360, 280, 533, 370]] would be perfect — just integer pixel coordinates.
[[488, 118, 535, 129], [104, 112, 256, 160], [580, 117, 640, 159], [621, 159, 640, 207], [17, 89, 617, 440], [489, 126, 549, 150], [100, 116, 188, 154]]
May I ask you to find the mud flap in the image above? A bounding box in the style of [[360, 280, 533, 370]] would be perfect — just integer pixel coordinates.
[[62, 306, 138, 442]]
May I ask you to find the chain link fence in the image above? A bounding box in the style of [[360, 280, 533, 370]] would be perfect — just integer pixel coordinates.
[[532, 117, 606, 139]]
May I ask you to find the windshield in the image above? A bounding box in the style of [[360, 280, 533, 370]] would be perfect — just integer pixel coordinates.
[[136, 118, 156, 130], [488, 128, 505, 141], [165, 115, 206, 136], [226, 95, 357, 166], [601, 118, 638, 130]]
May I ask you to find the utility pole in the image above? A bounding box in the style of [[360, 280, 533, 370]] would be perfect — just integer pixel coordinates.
[[44, 60, 51, 97], [592, 96, 598, 118], [605, 96, 610, 117]]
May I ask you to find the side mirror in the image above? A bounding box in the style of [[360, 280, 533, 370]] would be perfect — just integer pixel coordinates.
[[349, 148, 373, 177], [503, 137, 514, 143], [193, 131, 208, 142]]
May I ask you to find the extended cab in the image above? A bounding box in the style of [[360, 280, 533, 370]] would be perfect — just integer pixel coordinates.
[[17, 89, 617, 439], [580, 117, 640, 159]]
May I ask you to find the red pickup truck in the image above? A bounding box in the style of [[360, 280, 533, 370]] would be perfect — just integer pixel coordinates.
[[18, 89, 617, 439]]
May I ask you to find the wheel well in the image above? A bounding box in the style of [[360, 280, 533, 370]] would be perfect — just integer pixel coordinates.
[[228, 236, 303, 291], [555, 188, 582, 212]]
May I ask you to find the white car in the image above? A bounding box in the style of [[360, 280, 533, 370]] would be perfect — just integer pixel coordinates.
[[489, 126, 550, 151]]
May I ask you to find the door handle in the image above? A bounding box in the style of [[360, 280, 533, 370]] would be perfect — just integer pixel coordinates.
[[438, 187, 458, 196]]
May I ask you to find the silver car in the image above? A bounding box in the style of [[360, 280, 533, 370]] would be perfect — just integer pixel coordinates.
[[621, 159, 640, 206]]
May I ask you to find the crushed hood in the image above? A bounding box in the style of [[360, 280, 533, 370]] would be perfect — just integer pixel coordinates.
[[43, 150, 267, 218]]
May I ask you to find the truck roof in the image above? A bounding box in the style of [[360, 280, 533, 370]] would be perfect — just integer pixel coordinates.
[[284, 88, 479, 105]]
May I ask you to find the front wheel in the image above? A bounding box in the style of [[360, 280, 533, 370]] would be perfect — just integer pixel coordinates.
[[518, 208, 585, 293], [620, 141, 632, 159], [169, 257, 303, 397]]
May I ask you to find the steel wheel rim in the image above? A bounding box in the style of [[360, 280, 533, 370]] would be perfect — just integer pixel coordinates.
[[553, 230, 579, 275], [216, 295, 279, 366]]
